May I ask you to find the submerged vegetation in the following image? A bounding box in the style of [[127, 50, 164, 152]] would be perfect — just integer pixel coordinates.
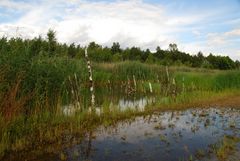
[[0, 30, 240, 160], [215, 136, 240, 160]]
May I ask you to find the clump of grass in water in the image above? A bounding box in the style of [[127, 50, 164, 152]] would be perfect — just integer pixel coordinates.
[[214, 135, 240, 160], [154, 123, 166, 130], [195, 149, 205, 159], [159, 134, 169, 144]]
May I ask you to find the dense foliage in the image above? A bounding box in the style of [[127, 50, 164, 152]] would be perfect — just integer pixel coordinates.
[[0, 30, 239, 70], [0, 29, 239, 116]]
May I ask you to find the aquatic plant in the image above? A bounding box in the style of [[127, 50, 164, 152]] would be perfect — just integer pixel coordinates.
[[215, 135, 240, 160]]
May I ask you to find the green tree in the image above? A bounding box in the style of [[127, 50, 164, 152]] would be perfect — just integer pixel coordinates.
[[68, 43, 77, 58], [129, 47, 142, 60], [29, 36, 43, 57], [235, 60, 240, 69], [88, 41, 101, 50], [141, 49, 150, 62], [155, 46, 165, 59], [111, 42, 121, 54], [169, 43, 178, 52], [146, 53, 155, 64], [47, 29, 57, 56]]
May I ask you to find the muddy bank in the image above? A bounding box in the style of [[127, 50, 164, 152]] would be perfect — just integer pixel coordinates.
[[160, 94, 240, 111]]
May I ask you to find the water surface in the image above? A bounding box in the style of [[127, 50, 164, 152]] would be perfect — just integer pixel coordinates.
[[63, 107, 240, 161]]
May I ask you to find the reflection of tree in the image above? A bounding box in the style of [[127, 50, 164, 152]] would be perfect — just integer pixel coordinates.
[[86, 131, 93, 158], [77, 131, 94, 160], [171, 111, 174, 120]]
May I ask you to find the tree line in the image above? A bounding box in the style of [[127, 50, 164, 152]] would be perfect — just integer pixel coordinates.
[[0, 29, 239, 70]]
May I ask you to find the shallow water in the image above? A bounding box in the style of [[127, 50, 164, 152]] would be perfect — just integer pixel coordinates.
[[63, 96, 156, 115], [62, 107, 240, 161], [4, 107, 240, 161]]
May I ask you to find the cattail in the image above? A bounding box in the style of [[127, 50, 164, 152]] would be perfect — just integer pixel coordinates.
[[74, 73, 77, 81], [172, 78, 176, 86], [108, 79, 111, 91], [142, 80, 146, 93], [166, 66, 170, 83], [85, 47, 95, 110], [68, 76, 74, 95], [172, 78, 176, 101], [149, 82, 153, 93], [127, 76, 131, 94], [133, 75, 137, 91], [182, 77, 185, 93], [74, 73, 81, 110]]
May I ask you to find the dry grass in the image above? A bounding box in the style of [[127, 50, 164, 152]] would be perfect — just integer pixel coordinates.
[[0, 77, 31, 122]]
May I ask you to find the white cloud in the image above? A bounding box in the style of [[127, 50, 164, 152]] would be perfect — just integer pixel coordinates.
[[192, 30, 201, 36], [0, 0, 33, 12], [206, 28, 240, 46], [224, 28, 240, 37], [0, 0, 239, 60], [0, 0, 202, 47], [179, 28, 240, 60]]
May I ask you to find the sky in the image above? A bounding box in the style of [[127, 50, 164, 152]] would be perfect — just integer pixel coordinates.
[[0, 0, 240, 60]]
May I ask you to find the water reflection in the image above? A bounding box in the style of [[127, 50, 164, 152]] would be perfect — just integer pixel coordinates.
[[118, 97, 155, 111], [62, 108, 240, 161], [63, 97, 156, 115]]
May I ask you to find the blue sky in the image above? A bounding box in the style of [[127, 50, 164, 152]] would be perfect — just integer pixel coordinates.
[[0, 0, 240, 60]]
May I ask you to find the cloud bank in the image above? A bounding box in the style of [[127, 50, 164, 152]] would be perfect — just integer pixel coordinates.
[[0, 0, 240, 60]]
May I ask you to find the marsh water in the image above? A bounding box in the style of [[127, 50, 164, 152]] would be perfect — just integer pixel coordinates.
[[63, 95, 156, 115], [5, 92, 240, 161], [60, 107, 240, 161]]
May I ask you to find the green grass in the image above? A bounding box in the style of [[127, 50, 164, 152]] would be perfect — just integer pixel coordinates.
[[174, 70, 240, 90], [93, 61, 167, 87]]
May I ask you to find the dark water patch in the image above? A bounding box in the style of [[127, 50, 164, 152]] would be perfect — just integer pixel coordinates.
[[62, 108, 240, 161]]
